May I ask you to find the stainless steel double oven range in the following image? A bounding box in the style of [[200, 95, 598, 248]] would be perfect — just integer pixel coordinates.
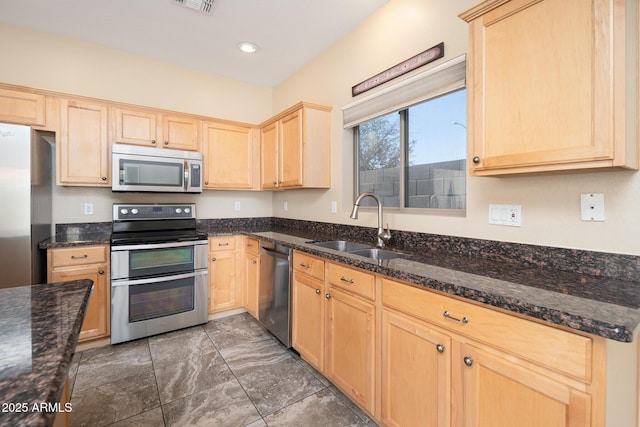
[[110, 203, 208, 344]]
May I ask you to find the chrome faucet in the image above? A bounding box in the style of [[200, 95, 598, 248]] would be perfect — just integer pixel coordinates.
[[349, 192, 391, 248]]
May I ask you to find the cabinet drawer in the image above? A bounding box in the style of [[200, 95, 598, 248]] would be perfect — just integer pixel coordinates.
[[49, 246, 108, 268], [245, 238, 259, 256], [293, 251, 325, 281], [209, 236, 236, 251], [381, 278, 592, 382], [327, 263, 375, 301]]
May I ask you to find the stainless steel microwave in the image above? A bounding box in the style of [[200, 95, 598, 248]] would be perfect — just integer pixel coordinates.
[[112, 143, 203, 193]]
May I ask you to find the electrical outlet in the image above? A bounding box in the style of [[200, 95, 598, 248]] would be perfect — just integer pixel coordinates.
[[331, 201, 337, 214], [489, 204, 521, 227], [283, 201, 288, 211], [581, 193, 605, 221], [83, 202, 93, 215], [234, 201, 241, 211]]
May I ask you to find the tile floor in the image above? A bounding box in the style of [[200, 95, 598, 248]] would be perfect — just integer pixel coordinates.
[[67, 312, 377, 426]]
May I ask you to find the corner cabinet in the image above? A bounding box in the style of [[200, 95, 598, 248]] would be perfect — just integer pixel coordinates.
[[202, 121, 259, 190], [58, 99, 110, 186], [460, 0, 637, 175], [47, 245, 110, 342], [260, 102, 332, 190]]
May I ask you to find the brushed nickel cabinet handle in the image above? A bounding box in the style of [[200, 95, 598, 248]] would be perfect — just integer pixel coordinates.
[[340, 276, 354, 284], [315, 289, 321, 295], [443, 310, 469, 324], [71, 255, 88, 259]]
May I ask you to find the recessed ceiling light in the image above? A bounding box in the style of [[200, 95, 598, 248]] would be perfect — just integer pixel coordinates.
[[174, 0, 215, 14], [238, 42, 258, 53]]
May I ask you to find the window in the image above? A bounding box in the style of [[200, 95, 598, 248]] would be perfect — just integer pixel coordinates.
[[355, 88, 466, 210]]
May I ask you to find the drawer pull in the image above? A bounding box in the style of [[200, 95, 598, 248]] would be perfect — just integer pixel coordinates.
[[71, 255, 88, 259], [340, 276, 354, 284], [464, 356, 474, 367], [443, 310, 469, 324], [218, 243, 230, 246], [299, 262, 310, 269]]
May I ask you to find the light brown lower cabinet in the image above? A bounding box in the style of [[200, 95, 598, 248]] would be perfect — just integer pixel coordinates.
[[380, 310, 451, 427], [244, 237, 260, 319], [290, 250, 605, 426], [47, 245, 110, 342], [208, 236, 242, 313]]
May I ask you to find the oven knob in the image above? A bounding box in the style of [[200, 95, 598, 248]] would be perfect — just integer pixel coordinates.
[[120, 208, 129, 215], [131, 208, 139, 215], [175, 208, 182, 214], [184, 208, 191, 214]]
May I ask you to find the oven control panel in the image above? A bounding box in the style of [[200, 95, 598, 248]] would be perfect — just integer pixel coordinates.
[[113, 203, 197, 221]]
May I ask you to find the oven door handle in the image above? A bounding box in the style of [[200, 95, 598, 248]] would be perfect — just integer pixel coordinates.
[[111, 239, 208, 251], [111, 270, 207, 287]]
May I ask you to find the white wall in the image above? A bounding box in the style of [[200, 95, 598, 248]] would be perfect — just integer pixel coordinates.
[[0, 1, 638, 255], [0, 22, 275, 222], [272, 0, 640, 256]]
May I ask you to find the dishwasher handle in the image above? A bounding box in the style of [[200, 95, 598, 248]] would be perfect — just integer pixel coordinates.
[[260, 246, 291, 260]]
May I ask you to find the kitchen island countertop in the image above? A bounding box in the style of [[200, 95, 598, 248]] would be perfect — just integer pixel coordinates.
[[0, 280, 92, 427]]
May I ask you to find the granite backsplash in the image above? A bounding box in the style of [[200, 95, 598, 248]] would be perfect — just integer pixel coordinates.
[[54, 217, 640, 283]]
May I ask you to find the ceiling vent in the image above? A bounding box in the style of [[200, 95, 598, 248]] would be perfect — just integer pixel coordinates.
[[174, 0, 215, 14]]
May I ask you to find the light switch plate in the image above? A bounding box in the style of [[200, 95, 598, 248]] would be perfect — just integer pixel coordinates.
[[489, 204, 522, 227], [581, 193, 605, 221]]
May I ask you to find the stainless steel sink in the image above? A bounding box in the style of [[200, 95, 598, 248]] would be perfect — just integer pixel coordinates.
[[309, 240, 372, 252], [347, 248, 404, 260]]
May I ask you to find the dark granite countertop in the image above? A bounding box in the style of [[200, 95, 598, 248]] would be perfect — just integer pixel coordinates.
[[245, 229, 640, 343], [0, 280, 92, 427], [40, 220, 640, 342]]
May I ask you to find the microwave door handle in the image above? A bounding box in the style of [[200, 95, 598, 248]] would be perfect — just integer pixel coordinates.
[[184, 160, 189, 191]]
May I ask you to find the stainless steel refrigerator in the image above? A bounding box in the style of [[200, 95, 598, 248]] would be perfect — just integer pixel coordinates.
[[0, 123, 52, 289]]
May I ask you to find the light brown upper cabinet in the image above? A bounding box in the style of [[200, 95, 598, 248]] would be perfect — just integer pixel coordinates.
[[460, 0, 636, 176], [0, 87, 46, 127], [201, 120, 259, 190], [58, 99, 110, 186], [260, 102, 331, 190], [112, 107, 200, 151]]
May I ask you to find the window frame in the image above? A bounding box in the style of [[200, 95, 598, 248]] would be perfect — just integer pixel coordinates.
[[353, 88, 467, 217]]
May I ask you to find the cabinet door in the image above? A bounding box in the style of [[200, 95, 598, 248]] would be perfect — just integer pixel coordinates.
[[50, 265, 109, 341], [381, 310, 451, 427], [209, 250, 238, 313], [460, 343, 591, 427], [0, 88, 46, 126], [292, 272, 325, 371], [113, 108, 158, 147], [279, 109, 303, 188], [58, 100, 110, 186], [162, 114, 199, 151], [463, 0, 628, 175], [260, 121, 279, 189], [245, 252, 259, 319], [202, 121, 254, 189], [325, 285, 375, 414]]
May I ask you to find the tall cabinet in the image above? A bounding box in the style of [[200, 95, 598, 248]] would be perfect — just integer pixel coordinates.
[[460, 0, 636, 175]]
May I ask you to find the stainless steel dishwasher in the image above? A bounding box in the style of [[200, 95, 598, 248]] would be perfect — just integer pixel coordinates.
[[259, 242, 292, 347]]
